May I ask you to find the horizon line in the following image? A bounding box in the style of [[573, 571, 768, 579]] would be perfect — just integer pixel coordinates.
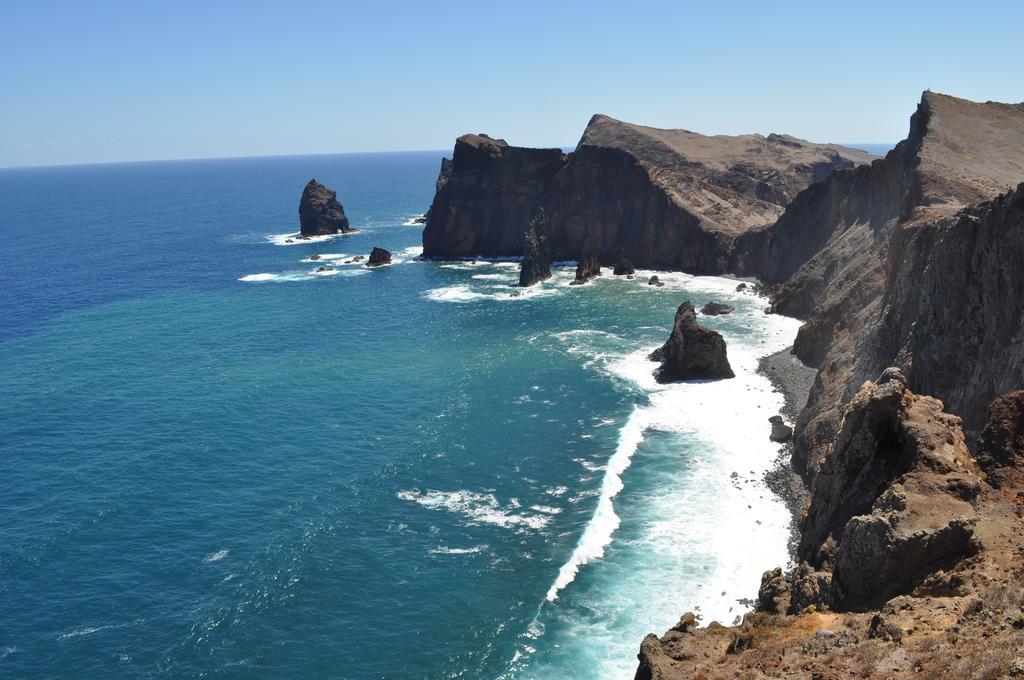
[[0, 142, 895, 172]]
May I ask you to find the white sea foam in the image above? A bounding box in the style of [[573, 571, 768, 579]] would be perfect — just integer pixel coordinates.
[[399, 245, 424, 257], [471, 273, 515, 281], [518, 272, 802, 677], [58, 626, 110, 640], [545, 406, 648, 601], [397, 489, 550, 531], [238, 272, 309, 282], [203, 548, 229, 563], [423, 281, 562, 304], [266, 231, 353, 246], [429, 545, 487, 555], [300, 253, 347, 263]]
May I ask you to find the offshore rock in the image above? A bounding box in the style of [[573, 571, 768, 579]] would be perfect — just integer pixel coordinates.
[[518, 209, 552, 287], [701, 302, 735, 315], [570, 253, 601, 285], [647, 275, 664, 287], [649, 301, 734, 382], [613, 258, 635, 275], [366, 247, 392, 267], [299, 179, 351, 236]]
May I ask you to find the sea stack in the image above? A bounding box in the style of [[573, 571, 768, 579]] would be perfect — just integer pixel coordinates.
[[518, 210, 552, 287], [299, 179, 352, 236], [570, 254, 601, 285], [367, 247, 392, 267], [649, 301, 734, 382]]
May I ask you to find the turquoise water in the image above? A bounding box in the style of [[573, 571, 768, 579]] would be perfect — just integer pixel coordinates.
[[0, 154, 799, 678]]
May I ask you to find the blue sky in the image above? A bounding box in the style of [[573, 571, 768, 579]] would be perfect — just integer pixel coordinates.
[[2, 0, 1022, 167]]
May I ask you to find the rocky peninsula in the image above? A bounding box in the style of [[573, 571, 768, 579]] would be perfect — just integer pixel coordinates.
[[417, 90, 1024, 678]]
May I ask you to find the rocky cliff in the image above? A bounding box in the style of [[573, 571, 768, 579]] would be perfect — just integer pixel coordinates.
[[518, 209, 552, 287], [422, 117, 874, 267], [299, 179, 352, 236], [634, 91, 1024, 680], [421, 134, 567, 258]]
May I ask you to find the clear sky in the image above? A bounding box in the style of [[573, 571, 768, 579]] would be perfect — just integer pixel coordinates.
[[2, 0, 1022, 167]]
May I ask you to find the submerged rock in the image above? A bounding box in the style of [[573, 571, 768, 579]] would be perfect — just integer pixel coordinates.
[[367, 247, 392, 267], [701, 302, 735, 315], [570, 253, 601, 285], [649, 301, 735, 382], [518, 209, 552, 287], [309, 254, 322, 261], [299, 179, 352, 236]]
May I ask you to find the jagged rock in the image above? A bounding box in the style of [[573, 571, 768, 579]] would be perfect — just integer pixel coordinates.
[[769, 415, 793, 442], [649, 302, 734, 382], [788, 563, 832, 613], [299, 179, 351, 236], [423, 117, 874, 268], [735, 282, 747, 291], [701, 302, 735, 315], [757, 567, 790, 613], [798, 370, 982, 610], [422, 134, 567, 258], [366, 247, 392, 267], [648, 275, 664, 287], [975, 391, 1024, 487], [613, 258, 635, 275], [519, 210, 551, 287], [570, 253, 601, 285]]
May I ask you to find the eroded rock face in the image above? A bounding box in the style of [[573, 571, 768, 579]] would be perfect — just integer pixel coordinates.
[[975, 391, 1024, 487], [421, 134, 567, 258], [423, 117, 875, 268], [366, 247, 392, 267], [299, 179, 351, 236], [518, 210, 551, 287], [570, 253, 601, 285], [649, 301, 734, 382], [797, 369, 981, 610]]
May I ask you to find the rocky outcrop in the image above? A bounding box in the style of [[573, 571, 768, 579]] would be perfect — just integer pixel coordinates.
[[649, 302, 734, 382], [797, 369, 981, 610], [366, 247, 392, 267], [975, 391, 1024, 487], [518, 210, 552, 287], [612, 257, 635, 275], [299, 179, 351, 236], [421, 134, 567, 258], [729, 93, 1024, 477], [570, 253, 601, 285], [701, 302, 734, 316], [768, 415, 792, 442], [647, 275, 664, 287], [423, 117, 874, 267]]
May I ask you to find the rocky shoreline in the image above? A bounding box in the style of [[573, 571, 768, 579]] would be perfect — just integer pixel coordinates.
[[758, 347, 816, 561], [416, 90, 1024, 678]]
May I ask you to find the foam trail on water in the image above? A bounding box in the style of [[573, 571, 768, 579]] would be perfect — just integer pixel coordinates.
[[545, 408, 647, 600]]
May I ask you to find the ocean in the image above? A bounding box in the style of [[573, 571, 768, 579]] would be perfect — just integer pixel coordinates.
[[0, 152, 800, 678]]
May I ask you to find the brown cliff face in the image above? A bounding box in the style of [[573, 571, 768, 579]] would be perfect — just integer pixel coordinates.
[[421, 134, 567, 258], [730, 93, 1024, 476], [421, 117, 874, 266], [975, 391, 1024, 487]]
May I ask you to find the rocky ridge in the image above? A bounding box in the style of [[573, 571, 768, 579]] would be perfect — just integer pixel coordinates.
[[421, 117, 875, 270]]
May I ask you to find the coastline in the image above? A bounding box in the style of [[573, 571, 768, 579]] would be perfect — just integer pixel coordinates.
[[758, 345, 816, 560]]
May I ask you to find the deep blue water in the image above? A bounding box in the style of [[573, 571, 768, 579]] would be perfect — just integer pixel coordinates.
[[0, 153, 800, 678]]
